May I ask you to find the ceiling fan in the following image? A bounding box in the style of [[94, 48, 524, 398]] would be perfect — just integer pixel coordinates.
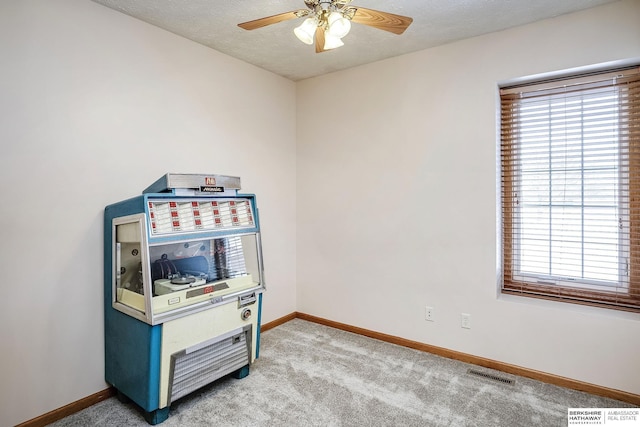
[[238, 0, 413, 53]]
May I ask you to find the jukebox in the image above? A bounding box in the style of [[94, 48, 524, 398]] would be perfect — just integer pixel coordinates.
[[104, 173, 265, 424]]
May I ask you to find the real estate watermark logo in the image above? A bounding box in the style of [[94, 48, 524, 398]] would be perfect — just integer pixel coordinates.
[[568, 409, 640, 426]]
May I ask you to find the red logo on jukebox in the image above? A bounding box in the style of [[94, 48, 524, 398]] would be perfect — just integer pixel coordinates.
[[205, 177, 216, 186]]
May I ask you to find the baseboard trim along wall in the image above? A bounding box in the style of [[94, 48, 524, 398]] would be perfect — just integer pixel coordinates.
[[261, 312, 297, 332], [294, 311, 640, 407], [19, 311, 639, 425], [16, 388, 116, 427]]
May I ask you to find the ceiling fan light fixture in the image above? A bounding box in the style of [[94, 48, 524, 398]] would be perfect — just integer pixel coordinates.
[[327, 11, 351, 38], [323, 32, 344, 50], [238, 1, 413, 54], [294, 17, 317, 45]]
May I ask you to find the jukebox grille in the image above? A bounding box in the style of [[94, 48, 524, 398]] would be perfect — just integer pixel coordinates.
[[168, 325, 251, 404]]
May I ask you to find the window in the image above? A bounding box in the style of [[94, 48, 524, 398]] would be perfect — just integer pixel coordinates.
[[500, 66, 640, 311]]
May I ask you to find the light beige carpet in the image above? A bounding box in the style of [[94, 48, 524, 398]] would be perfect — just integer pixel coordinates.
[[51, 318, 636, 426]]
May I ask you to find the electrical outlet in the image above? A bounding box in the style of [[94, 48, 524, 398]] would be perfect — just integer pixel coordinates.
[[461, 313, 471, 329], [425, 306, 434, 321]]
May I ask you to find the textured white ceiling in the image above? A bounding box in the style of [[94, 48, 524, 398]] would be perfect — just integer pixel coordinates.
[[90, 0, 618, 81]]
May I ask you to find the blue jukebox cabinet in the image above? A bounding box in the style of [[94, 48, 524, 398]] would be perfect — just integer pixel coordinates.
[[104, 174, 265, 424]]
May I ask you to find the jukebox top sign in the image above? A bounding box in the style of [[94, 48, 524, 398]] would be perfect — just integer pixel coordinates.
[[105, 173, 265, 325], [143, 173, 241, 195]]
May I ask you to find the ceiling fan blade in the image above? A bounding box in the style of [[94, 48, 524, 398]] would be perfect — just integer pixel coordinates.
[[238, 11, 304, 30], [315, 27, 326, 53], [350, 7, 413, 35]]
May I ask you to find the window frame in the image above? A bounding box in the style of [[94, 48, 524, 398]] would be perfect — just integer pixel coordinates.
[[499, 64, 640, 312]]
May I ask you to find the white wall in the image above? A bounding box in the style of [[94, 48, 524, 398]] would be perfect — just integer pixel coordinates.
[[297, 0, 640, 396], [3, 0, 640, 425], [0, 1, 296, 425]]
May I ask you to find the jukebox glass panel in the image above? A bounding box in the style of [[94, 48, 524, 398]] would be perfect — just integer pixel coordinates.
[[115, 221, 145, 314], [149, 233, 262, 314]]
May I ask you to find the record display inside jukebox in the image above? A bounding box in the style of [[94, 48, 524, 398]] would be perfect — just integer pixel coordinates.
[[104, 174, 265, 425], [114, 223, 261, 317]]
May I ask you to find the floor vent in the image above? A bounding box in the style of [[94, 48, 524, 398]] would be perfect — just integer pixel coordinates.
[[467, 368, 515, 386]]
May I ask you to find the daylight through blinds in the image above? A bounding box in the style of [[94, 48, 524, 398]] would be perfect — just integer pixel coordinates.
[[500, 66, 640, 311]]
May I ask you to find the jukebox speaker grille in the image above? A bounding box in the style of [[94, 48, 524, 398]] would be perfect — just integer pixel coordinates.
[[168, 325, 251, 404]]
